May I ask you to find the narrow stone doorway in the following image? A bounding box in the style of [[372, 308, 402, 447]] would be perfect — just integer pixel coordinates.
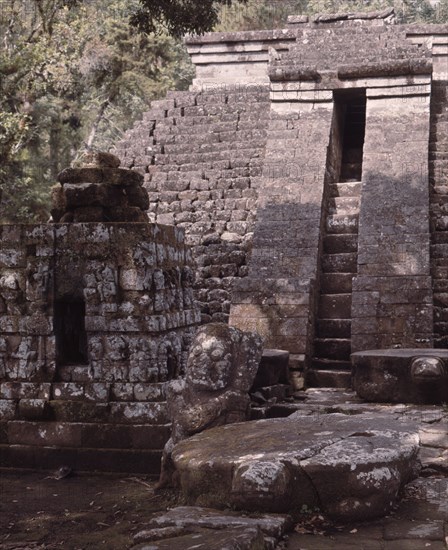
[[54, 298, 89, 366]]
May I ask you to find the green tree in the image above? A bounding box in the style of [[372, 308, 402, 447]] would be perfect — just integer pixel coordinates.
[[0, 0, 194, 223], [130, 0, 248, 37]]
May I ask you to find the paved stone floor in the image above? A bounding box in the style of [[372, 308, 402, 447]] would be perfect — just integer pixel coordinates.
[[0, 389, 447, 549], [283, 389, 448, 550]]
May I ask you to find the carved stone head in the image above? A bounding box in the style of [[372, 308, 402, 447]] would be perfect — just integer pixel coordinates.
[[411, 356, 446, 380]]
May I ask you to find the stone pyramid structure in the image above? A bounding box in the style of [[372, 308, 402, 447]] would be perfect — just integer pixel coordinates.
[[114, 9, 448, 388]]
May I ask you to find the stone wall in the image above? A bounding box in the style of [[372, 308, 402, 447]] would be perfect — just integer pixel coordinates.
[[229, 98, 334, 372], [113, 87, 271, 325], [114, 16, 448, 386], [351, 90, 433, 351], [0, 222, 200, 473]]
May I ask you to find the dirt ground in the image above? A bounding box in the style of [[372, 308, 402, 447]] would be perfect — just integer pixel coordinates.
[[0, 469, 176, 550]]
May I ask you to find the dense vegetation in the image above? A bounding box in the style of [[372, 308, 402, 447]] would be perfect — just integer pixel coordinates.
[[0, 0, 446, 222]]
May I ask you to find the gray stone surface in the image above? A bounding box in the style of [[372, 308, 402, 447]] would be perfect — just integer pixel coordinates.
[[133, 506, 291, 550], [53, 154, 149, 223], [171, 411, 420, 521], [133, 527, 267, 550], [141, 506, 291, 537]]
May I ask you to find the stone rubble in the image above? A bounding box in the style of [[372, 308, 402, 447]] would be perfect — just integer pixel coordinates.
[[51, 151, 149, 223]]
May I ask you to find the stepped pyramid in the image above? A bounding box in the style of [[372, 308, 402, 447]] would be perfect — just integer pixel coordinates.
[[114, 9, 448, 387]]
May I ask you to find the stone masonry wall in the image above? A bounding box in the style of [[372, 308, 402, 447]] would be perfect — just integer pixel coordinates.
[[113, 87, 271, 325], [423, 29, 448, 349], [114, 19, 448, 382], [230, 99, 334, 370], [0, 222, 200, 473], [351, 91, 433, 351]]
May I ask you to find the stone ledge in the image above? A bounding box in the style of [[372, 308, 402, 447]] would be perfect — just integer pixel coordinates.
[[0, 444, 162, 475]]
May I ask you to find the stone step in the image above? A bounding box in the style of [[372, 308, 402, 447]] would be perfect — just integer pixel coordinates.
[[321, 253, 357, 273], [0, 443, 161, 475], [316, 319, 351, 339], [340, 162, 362, 182], [326, 214, 359, 234], [4, 420, 170, 450], [133, 506, 290, 548], [314, 338, 351, 361], [310, 358, 352, 370], [306, 368, 353, 388], [329, 181, 362, 198], [323, 234, 358, 254], [318, 294, 352, 319], [327, 197, 360, 215], [49, 400, 168, 425], [320, 272, 354, 294]]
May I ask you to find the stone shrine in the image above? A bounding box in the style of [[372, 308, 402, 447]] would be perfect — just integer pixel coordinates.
[[0, 154, 200, 473], [113, 8, 448, 391], [2, 8, 448, 484]]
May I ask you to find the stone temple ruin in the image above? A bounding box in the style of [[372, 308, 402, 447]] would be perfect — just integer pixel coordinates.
[[1, 8, 448, 542], [113, 7, 448, 392], [0, 152, 201, 471]]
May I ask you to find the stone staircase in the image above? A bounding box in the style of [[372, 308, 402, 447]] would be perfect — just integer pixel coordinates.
[[309, 180, 361, 387]]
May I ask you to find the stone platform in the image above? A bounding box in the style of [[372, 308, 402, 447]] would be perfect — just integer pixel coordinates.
[[171, 409, 420, 521], [131, 389, 448, 549], [352, 348, 448, 404]]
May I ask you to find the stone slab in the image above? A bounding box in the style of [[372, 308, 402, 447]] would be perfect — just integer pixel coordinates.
[[352, 348, 448, 404], [172, 412, 420, 521], [144, 506, 291, 537], [133, 527, 266, 550]]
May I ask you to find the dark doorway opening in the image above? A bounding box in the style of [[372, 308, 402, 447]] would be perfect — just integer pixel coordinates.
[[336, 90, 366, 182], [54, 299, 88, 365]]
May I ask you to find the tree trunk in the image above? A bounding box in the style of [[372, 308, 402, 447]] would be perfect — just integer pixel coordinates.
[[86, 100, 109, 149]]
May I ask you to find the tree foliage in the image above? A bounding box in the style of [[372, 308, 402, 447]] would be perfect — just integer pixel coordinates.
[[0, 0, 194, 222], [1, 0, 448, 222], [130, 0, 248, 37]]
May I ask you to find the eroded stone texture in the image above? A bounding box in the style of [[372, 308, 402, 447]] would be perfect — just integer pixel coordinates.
[[133, 527, 266, 550], [158, 322, 263, 487], [133, 506, 290, 549], [0, 222, 200, 473], [52, 152, 149, 223], [171, 412, 420, 521]]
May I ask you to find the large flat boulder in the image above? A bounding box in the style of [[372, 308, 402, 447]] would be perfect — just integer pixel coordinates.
[[171, 412, 420, 521]]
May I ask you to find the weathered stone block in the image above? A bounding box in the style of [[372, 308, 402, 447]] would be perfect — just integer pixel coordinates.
[[0, 382, 50, 400], [18, 399, 49, 420], [109, 402, 168, 424], [0, 399, 17, 420]]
